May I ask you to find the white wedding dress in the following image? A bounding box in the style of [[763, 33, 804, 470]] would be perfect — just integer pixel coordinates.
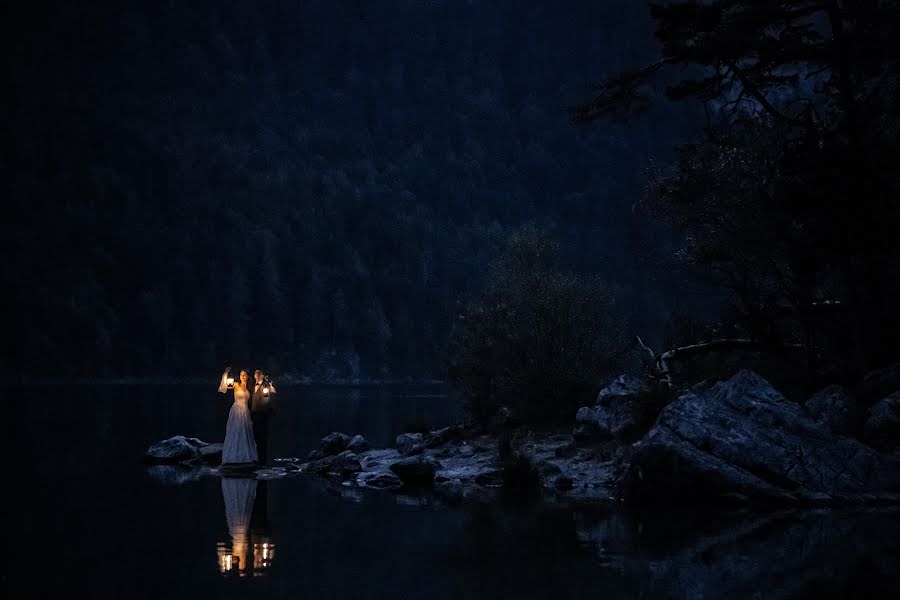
[[219, 375, 258, 464], [219, 477, 257, 573]]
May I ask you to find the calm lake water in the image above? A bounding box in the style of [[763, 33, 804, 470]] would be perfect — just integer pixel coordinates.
[[7, 383, 900, 598]]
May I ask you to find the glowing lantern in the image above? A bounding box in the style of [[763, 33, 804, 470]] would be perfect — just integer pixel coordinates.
[[226, 377, 235, 389], [263, 386, 270, 396]]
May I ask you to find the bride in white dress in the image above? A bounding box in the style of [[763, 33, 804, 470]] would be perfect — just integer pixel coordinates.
[[218, 368, 258, 465]]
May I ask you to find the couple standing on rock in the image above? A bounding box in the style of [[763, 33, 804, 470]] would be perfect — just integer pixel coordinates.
[[218, 367, 277, 466]]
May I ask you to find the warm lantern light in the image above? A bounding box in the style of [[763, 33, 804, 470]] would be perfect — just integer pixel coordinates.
[[226, 377, 235, 389], [263, 386, 270, 396], [220, 538, 275, 576], [252, 540, 275, 571]]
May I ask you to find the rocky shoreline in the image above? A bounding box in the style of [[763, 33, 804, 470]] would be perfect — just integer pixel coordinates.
[[145, 369, 900, 508]]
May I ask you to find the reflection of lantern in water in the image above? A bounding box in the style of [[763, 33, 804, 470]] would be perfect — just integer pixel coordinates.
[[218, 538, 275, 576], [217, 543, 234, 574], [252, 538, 275, 575]]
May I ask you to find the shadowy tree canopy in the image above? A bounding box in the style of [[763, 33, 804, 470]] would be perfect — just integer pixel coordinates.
[[574, 0, 900, 381]]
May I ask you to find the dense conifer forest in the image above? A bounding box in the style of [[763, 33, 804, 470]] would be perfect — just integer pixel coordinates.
[[7, 1, 689, 378]]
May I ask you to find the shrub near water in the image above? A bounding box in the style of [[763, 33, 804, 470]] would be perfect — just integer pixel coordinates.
[[444, 227, 630, 422]]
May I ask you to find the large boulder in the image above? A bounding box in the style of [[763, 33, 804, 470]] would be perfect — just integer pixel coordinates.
[[390, 455, 442, 483], [624, 370, 900, 506], [144, 436, 209, 464], [346, 434, 370, 454], [864, 391, 900, 451], [320, 432, 351, 456], [804, 385, 859, 435], [574, 375, 661, 441], [395, 432, 425, 455]]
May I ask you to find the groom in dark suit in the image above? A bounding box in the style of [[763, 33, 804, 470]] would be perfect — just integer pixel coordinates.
[[251, 369, 276, 464]]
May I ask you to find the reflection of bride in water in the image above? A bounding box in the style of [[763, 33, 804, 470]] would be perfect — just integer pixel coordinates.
[[217, 477, 274, 576]]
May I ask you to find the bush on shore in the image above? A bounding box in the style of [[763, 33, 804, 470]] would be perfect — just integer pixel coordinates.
[[444, 226, 631, 422]]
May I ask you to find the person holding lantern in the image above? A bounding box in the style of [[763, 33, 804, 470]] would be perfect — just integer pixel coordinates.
[[250, 369, 276, 464], [217, 367, 258, 465]]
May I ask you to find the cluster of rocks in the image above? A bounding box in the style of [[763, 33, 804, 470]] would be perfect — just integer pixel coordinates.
[[146, 364, 900, 507], [144, 435, 223, 466], [285, 422, 602, 502]]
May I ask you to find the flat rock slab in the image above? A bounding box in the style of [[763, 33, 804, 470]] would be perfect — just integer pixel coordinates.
[[625, 370, 900, 506]]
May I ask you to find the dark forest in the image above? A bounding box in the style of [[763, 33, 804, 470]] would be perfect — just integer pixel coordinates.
[[7, 0, 693, 380]]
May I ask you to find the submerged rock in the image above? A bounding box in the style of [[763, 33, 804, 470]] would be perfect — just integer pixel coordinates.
[[864, 392, 900, 451], [624, 370, 900, 506], [144, 435, 210, 464]]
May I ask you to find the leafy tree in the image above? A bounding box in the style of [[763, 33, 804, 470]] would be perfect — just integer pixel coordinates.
[[444, 226, 630, 422], [574, 0, 900, 378]]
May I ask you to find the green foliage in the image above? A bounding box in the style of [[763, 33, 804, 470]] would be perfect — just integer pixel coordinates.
[[444, 226, 630, 422]]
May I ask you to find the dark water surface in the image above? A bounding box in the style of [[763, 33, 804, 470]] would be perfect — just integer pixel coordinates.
[[7, 384, 900, 598]]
